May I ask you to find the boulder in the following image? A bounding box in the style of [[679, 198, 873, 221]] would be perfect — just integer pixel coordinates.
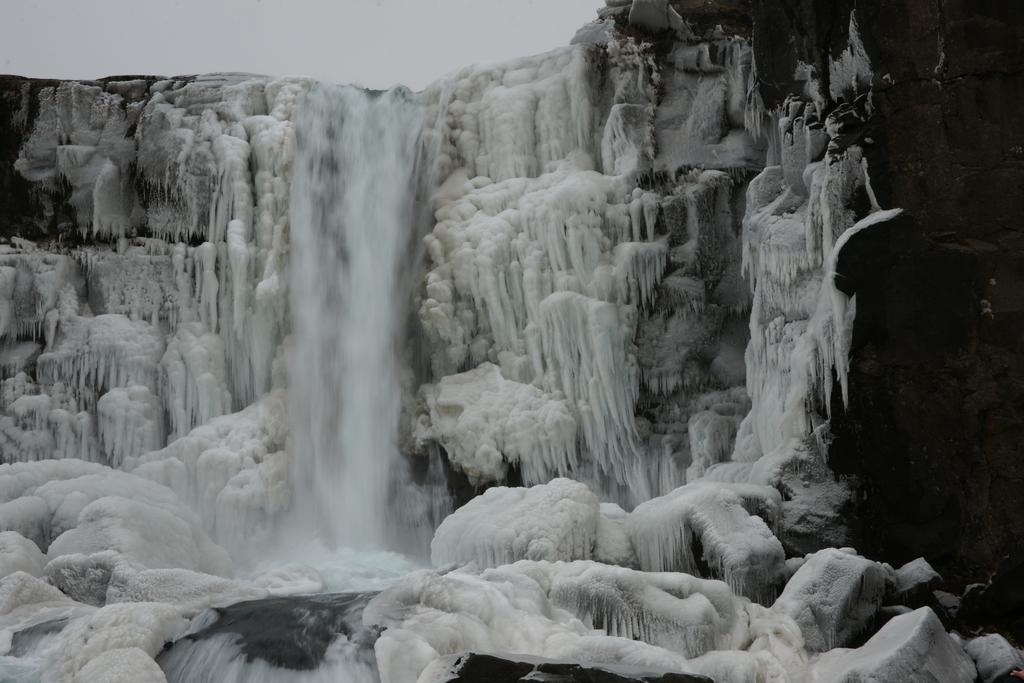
[[427, 653, 712, 683], [773, 548, 886, 651], [813, 607, 976, 682]]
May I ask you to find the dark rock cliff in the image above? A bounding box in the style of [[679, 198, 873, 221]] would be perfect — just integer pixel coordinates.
[[740, 0, 1024, 634]]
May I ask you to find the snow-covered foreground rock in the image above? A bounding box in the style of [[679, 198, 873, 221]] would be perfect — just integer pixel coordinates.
[[365, 560, 807, 683], [812, 607, 976, 683]]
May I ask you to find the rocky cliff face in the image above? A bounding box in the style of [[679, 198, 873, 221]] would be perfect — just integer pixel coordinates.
[[742, 0, 1024, 634], [746, 0, 1024, 579]]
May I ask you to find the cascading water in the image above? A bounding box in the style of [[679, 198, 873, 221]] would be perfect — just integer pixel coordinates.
[[289, 84, 425, 550]]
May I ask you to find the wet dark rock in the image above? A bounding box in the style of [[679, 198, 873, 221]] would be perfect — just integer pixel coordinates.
[[438, 652, 712, 683], [158, 592, 378, 672], [738, 0, 1024, 629]]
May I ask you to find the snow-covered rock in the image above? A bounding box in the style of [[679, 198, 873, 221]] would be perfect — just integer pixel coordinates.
[[431, 478, 600, 567], [0, 460, 231, 577], [628, 0, 672, 32], [45, 552, 123, 607], [594, 502, 637, 567], [0, 531, 45, 579], [812, 607, 976, 682], [0, 571, 73, 617], [965, 634, 1024, 683], [367, 560, 804, 683], [104, 564, 265, 613], [127, 389, 291, 557], [891, 557, 942, 601], [47, 602, 188, 683], [417, 362, 577, 486], [76, 647, 168, 683], [627, 482, 786, 602], [773, 548, 886, 652]]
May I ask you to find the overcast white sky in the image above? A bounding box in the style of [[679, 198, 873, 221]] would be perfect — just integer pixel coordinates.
[[1, 0, 600, 90]]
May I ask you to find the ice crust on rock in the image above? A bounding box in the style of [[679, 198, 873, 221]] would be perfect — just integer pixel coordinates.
[[47, 602, 189, 683], [128, 389, 290, 557], [415, 42, 673, 503], [892, 557, 941, 600], [366, 560, 806, 683], [0, 531, 46, 580], [76, 647, 169, 683], [772, 548, 886, 652], [431, 478, 600, 567], [627, 482, 785, 603], [429, 477, 787, 604], [811, 607, 976, 682], [3, 75, 305, 476], [0, 459, 231, 575], [965, 634, 1024, 683], [417, 362, 577, 486], [411, 28, 778, 517]]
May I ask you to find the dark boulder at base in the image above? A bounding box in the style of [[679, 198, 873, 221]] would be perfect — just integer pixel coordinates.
[[436, 652, 713, 683], [158, 592, 379, 681]]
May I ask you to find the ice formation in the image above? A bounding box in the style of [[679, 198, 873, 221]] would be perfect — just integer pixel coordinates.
[[410, 31, 768, 506], [414, 44, 664, 501], [771, 548, 887, 652], [1, 5, 992, 683], [965, 634, 1024, 683], [365, 561, 807, 683], [430, 478, 600, 567], [811, 607, 976, 682], [417, 362, 578, 485], [0, 531, 46, 580], [627, 482, 786, 603]]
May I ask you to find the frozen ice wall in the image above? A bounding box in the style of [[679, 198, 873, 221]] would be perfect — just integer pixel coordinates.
[[1, 74, 308, 557], [411, 32, 764, 507], [289, 84, 427, 549], [0, 5, 979, 683], [0, 8, 892, 571]]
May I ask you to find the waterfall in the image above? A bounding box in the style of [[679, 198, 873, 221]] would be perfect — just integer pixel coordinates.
[[289, 84, 425, 550]]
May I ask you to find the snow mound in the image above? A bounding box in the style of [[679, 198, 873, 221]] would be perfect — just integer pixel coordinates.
[[431, 478, 600, 567], [417, 362, 577, 485], [892, 557, 941, 600], [367, 560, 803, 683], [46, 602, 188, 683], [76, 647, 168, 683], [0, 460, 231, 577], [45, 552, 263, 612], [0, 571, 72, 617], [127, 389, 290, 557], [594, 503, 637, 567], [812, 607, 976, 682], [48, 495, 230, 577], [45, 551, 123, 606], [772, 548, 886, 652], [104, 564, 266, 612], [965, 633, 1024, 683], [627, 482, 785, 602], [0, 531, 45, 579]]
